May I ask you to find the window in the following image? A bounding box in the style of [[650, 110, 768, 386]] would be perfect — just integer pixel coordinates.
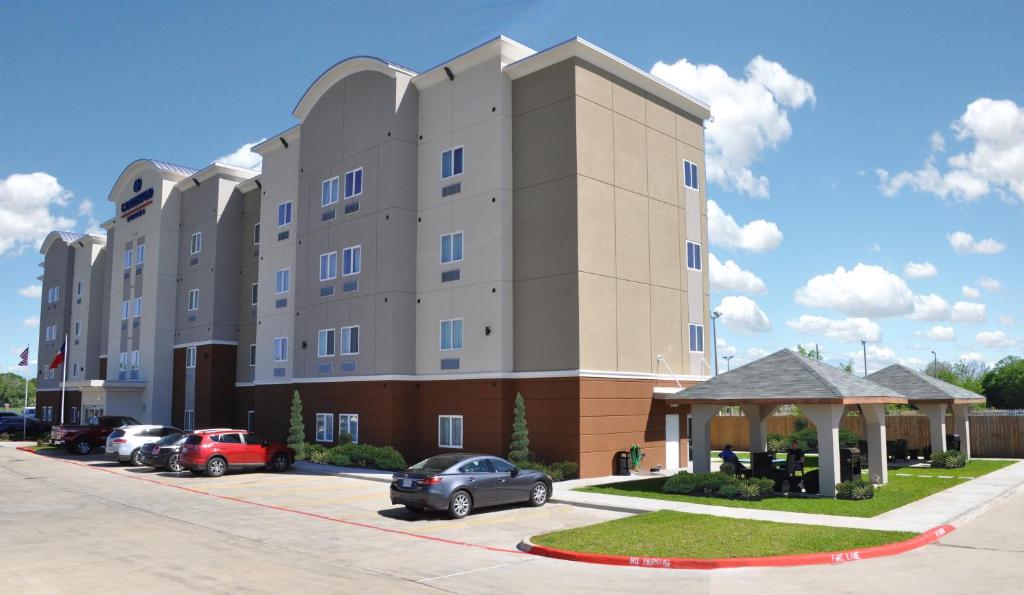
[[439, 415, 463, 448], [187, 289, 199, 311], [441, 147, 464, 179], [275, 269, 290, 293], [340, 325, 359, 355], [124, 249, 132, 269], [69, 407, 79, 424], [133, 297, 143, 317], [190, 232, 202, 255], [273, 337, 288, 362], [130, 350, 140, 370], [342, 246, 361, 276], [253, 223, 261, 245], [121, 300, 129, 320], [319, 252, 337, 281], [315, 413, 334, 442], [683, 160, 699, 190], [321, 176, 340, 207], [686, 241, 702, 271], [72, 362, 79, 376], [689, 323, 705, 353], [249, 344, 256, 367], [136, 244, 145, 265], [247, 410, 255, 432], [76, 281, 84, 296], [185, 346, 196, 369], [440, 232, 464, 264], [184, 410, 195, 432], [277, 201, 292, 226], [344, 167, 363, 199], [46, 325, 58, 341], [119, 352, 128, 370], [47, 286, 60, 303], [339, 414, 359, 444], [74, 321, 81, 338], [250, 283, 258, 305], [317, 328, 336, 357], [440, 319, 463, 351]]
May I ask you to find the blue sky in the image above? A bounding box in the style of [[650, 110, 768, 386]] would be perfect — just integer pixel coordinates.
[[2, 0, 1021, 375]]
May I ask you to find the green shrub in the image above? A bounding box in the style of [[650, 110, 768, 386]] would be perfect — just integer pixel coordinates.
[[307, 448, 331, 465], [839, 428, 860, 448], [766, 433, 788, 453], [836, 478, 875, 500], [738, 478, 775, 500], [286, 391, 306, 461], [719, 461, 736, 475], [794, 417, 809, 431], [326, 447, 352, 467], [508, 392, 530, 464], [789, 427, 818, 450], [717, 481, 741, 498], [663, 471, 776, 500], [336, 432, 353, 446], [339, 443, 408, 470], [518, 460, 579, 481], [930, 450, 968, 469], [0, 433, 10, 442]]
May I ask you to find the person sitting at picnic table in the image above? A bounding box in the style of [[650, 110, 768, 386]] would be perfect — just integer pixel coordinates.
[[719, 444, 747, 474], [785, 440, 805, 477]]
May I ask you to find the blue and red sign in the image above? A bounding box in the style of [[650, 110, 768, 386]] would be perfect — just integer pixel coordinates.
[[121, 178, 153, 222]]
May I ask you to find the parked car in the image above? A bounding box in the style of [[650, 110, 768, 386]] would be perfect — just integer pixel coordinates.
[[390, 454, 552, 519], [50, 415, 140, 455], [139, 432, 190, 472], [0, 416, 47, 437], [105, 425, 182, 465], [178, 429, 294, 477], [0, 411, 19, 418]]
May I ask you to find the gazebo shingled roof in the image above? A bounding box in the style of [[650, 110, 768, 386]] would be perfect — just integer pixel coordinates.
[[867, 364, 986, 405]]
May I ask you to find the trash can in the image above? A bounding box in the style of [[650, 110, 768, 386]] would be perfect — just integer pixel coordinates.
[[839, 447, 862, 482], [946, 433, 961, 451], [614, 451, 630, 476], [803, 469, 820, 494]]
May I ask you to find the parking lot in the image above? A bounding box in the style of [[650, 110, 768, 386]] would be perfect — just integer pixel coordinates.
[[3, 445, 1022, 594]]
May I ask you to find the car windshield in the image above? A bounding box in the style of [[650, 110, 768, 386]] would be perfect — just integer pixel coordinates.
[[157, 433, 186, 446], [408, 454, 471, 473]]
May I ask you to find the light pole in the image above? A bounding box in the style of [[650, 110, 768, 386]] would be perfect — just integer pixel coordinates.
[[722, 355, 734, 372], [931, 350, 937, 377], [861, 340, 868, 377], [710, 311, 722, 376]]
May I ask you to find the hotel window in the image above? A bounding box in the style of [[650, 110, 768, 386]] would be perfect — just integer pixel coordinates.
[[254, 223, 261, 245], [69, 407, 79, 424], [119, 352, 128, 370], [339, 414, 359, 444], [247, 410, 255, 432], [319, 252, 337, 281], [121, 300, 130, 320], [275, 269, 290, 293], [76, 281, 84, 296], [184, 410, 195, 432], [185, 346, 196, 369], [321, 176, 340, 207], [344, 167, 363, 199], [440, 319, 463, 351], [683, 160, 699, 190], [249, 344, 256, 367], [340, 325, 359, 355], [124, 249, 132, 269], [136, 244, 145, 265], [315, 413, 334, 442], [133, 297, 143, 317], [277, 201, 292, 226], [686, 241, 702, 271], [74, 321, 81, 338], [441, 146, 464, 179], [47, 286, 60, 303], [438, 415, 463, 448], [317, 328, 336, 358], [130, 350, 140, 370], [73, 362, 79, 376], [688, 323, 705, 353], [342, 246, 361, 276], [251, 283, 258, 305], [273, 337, 288, 362], [440, 232, 463, 264], [187, 289, 199, 311], [190, 232, 202, 255]]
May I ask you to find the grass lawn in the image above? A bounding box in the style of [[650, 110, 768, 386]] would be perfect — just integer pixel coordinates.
[[891, 459, 1016, 479], [580, 473, 969, 517], [532, 510, 917, 558]]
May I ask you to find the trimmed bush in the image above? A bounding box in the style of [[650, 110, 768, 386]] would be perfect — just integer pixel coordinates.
[[663, 471, 777, 500], [836, 478, 875, 500], [508, 392, 530, 464], [303, 442, 407, 470], [519, 460, 579, 481], [930, 450, 968, 469], [287, 390, 306, 461], [738, 478, 775, 500], [766, 433, 788, 453], [307, 447, 331, 465]]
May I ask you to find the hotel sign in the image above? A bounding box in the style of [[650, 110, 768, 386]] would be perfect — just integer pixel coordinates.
[[120, 178, 153, 222]]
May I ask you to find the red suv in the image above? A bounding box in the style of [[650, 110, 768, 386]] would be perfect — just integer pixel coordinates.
[[178, 429, 294, 477]]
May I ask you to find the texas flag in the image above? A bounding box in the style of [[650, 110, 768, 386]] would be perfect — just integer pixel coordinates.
[[49, 339, 66, 369]]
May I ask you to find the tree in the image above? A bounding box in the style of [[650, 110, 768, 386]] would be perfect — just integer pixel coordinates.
[[0, 373, 35, 408], [981, 356, 1024, 409], [508, 392, 530, 463], [796, 344, 822, 361], [926, 359, 987, 394], [287, 390, 306, 460], [839, 360, 854, 374]]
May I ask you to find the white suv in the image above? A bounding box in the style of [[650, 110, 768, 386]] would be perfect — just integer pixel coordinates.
[[106, 425, 183, 465]]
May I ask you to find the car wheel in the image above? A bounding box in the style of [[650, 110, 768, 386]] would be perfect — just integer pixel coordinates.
[[529, 482, 549, 507], [269, 453, 291, 472], [74, 440, 92, 455], [205, 457, 227, 477], [130, 449, 144, 466], [448, 491, 473, 519], [167, 453, 183, 472]]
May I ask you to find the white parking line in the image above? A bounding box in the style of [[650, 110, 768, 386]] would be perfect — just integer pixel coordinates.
[[417, 562, 521, 583]]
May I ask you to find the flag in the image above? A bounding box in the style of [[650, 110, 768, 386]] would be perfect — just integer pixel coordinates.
[[18, 346, 29, 367], [49, 339, 65, 369]]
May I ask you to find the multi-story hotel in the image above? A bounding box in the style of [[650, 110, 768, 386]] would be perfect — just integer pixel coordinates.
[[34, 36, 711, 477]]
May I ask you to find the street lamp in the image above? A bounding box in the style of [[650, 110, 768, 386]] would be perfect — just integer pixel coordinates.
[[931, 350, 937, 377], [861, 340, 868, 378], [722, 355, 734, 372], [710, 311, 722, 376]]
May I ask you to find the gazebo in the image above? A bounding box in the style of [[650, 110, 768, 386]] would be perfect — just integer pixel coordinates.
[[867, 364, 986, 459], [659, 349, 908, 497]]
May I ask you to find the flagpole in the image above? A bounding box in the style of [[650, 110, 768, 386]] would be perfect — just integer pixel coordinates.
[[23, 345, 29, 440], [60, 334, 68, 425]]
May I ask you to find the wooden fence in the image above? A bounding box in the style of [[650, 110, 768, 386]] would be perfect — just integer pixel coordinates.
[[710, 414, 1024, 458]]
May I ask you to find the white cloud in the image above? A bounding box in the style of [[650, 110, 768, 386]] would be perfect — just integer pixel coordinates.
[[959, 352, 987, 364], [709, 253, 766, 293], [715, 295, 771, 333], [877, 98, 1024, 202], [975, 330, 1015, 348], [650, 56, 814, 197], [977, 277, 1001, 291], [962, 286, 980, 299], [707, 200, 783, 252], [215, 139, 267, 171], [1001, 315, 1016, 326], [22, 316, 38, 328], [849, 344, 899, 373], [77, 199, 93, 217], [947, 231, 1006, 255], [786, 315, 881, 343], [18, 284, 41, 298], [746, 347, 769, 359], [795, 263, 915, 318], [0, 172, 76, 256], [930, 131, 946, 153], [920, 326, 956, 341], [951, 301, 987, 324], [716, 337, 737, 356], [908, 294, 952, 321], [903, 261, 938, 279], [870, 243, 881, 253]]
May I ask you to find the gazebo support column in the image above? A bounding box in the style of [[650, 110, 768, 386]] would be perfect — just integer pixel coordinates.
[[802, 404, 845, 497], [918, 402, 948, 457], [861, 404, 889, 485], [740, 404, 777, 453], [690, 404, 719, 473], [952, 404, 971, 459]]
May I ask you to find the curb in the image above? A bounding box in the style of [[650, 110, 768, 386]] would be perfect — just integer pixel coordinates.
[[518, 524, 954, 570], [947, 460, 1024, 528]]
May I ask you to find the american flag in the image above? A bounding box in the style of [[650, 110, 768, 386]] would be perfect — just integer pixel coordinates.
[[18, 346, 29, 367]]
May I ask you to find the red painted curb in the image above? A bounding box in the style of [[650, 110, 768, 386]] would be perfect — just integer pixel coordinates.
[[522, 524, 954, 569]]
